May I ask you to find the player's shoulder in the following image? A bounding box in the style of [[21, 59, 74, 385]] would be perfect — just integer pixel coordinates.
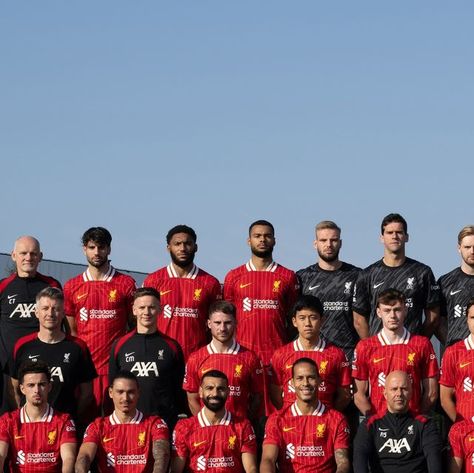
[[111, 270, 136, 286], [438, 267, 464, 285], [144, 267, 168, 284], [65, 334, 92, 352], [355, 335, 377, 351], [340, 261, 362, 272], [0, 273, 17, 293], [404, 257, 434, 273], [409, 334, 433, 348], [324, 342, 348, 359], [274, 263, 296, 279], [322, 406, 347, 425], [296, 264, 319, 279], [362, 259, 385, 274], [113, 330, 138, 354], [36, 272, 61, 288], [449, 417, 474, 438], [174, 415, 197, 433], [443, 339, 466, 357], [224, 264, 247, 280], [144, 414, 168, 428], [13, 332, 39, 354], [196, 267, 220, 283], [64, 273, 84, 289]]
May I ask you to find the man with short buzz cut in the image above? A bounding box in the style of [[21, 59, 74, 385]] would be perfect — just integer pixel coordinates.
[[438, 225, 474, 346], [0, 236, 61, 411], [297, 220, 361, 360], [183, 300, 264, 420], [172, 369, 257, 473], [143, 225, 221, 361], [440, 299, 474, 422], [7, 287, 96, 425], [109, 287, 186, 431], [269, 295, 351, 412], [352, 213, 440, 339], [224, 220, 299, 367], [75, 370, 170, 473], [0, 360, 77, 472], [261, 357, 350, 473], [64, 227, 136, 417], [353, 370, 442, 473], [353, 288, 438, 417]]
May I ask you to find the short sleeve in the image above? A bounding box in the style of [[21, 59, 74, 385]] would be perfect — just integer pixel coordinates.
[[83, 421, 100, 444], [0, 414, 11, 443], [60, 416, 77, 444], [422, 339, 439, 379], [352, 342, 368, 381], [262, 414, 281, 446], [182, 354, 199, 393], [440, 347, 455, 387], [333, 414, 350, 450], [151, 416, 170, 441], [249, 354, 265, 395], [240, 420, 257, 455], [352, 271, 370, 317], [172, 420, 189, 458], [448, 423, 464, 459]]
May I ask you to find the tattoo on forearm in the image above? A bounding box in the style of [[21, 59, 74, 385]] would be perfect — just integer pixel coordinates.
[[152, 440, 170, 473], [335, 448, 350, 473], [74, 456, 90, 473]]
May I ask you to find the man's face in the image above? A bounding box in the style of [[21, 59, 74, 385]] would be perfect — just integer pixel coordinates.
[[380, 222, 408, 254], [291, 362, 319, 404], [467, 306, 474, 335], [199, 376, 229, 412], [20, 373, 51, 407], [35, 297, 64, 331], [314, 228, 341, 263], [208, 311, 235, 344], [83, 241, 110, 269], [248, 225, 275, 258], [459, 235, 474, 268], [11, 237, 42, 277], [109, 378, 139, 415], [133, 295, 159, 330], [376, 300, 407, 331], [292, 308, 322, 341], [167, 233, 197, 268], [384, 373, 411, 413]]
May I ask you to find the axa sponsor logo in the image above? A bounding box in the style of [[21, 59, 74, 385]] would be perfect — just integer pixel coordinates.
[[131, 361, 159, 377], [9, 303, 36, 319], [50, 366, 64, 382], [378, 437, 411, 454]]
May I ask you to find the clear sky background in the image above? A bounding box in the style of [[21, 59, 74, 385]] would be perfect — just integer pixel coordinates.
[[1, 2, 473, 282]]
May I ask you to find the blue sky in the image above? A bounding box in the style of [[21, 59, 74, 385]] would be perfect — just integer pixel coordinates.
[[1, 2, 473, 281]]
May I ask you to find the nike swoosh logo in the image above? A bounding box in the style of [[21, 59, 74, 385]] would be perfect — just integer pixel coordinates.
[[469, 437, 474, 442], [201, 368, 213, 374], [460, 362, 471, 368], [76, 293, 87, 301], [450, 289, 462, 295], [373, 282, 384, 289], [283, 427, 296, 432], [308, 285, 320, 290], [160, 290, 172, 296], [103, 437, 114, 443], [239, 283, 252, 289], [378, 428, 390, 431], [285, 364, 293, 370], [193, 440, 207, 447], [125, 352, 135, 357], [373, 357, 385, 364], [7, 294, 18, 300], [14, 435, 25, 440], [28, 355, 39, 360]]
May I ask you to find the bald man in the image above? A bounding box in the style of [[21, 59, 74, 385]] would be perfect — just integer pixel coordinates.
[[0, 236, 61, 410], [353, 371, 442, 473]]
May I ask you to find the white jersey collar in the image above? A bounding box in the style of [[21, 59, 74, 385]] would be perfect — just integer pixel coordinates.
[[293, 338, 326, 352], [465, 335, 474, 351], [83, 265, 115, 282], [167, 263, 198, 279], [20, 404, 53, 423], [110, 410, 143, 425], [245, 260, 277, 272], [197, 408, 231, 427], [207, 339, 240, 355], [378, 327, 410, 346], [290, 400, 325, 417]]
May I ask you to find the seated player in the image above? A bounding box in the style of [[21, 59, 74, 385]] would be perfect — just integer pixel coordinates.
[[353, 370, 442, 473], [269, 295, 351, 411], [0, 360, 77, 472], [75, 371, 170, 473], [353, 288, 438, 416], [261, 357, 350, 473], [172, 370, 257, 473]]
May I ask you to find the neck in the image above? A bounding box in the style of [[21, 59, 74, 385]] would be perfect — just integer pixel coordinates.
[[461, 262, 474, 276], [137, 325, 157, 335], [211, 337, 235, 353], [114, 408, 137, 424], [318, 259, 342, 271], [24, 402, 49, 421], [296, 399, 319, 415], [382, 326, 405, 342], [383, 251, 405, 267], [203, 407, 226, 424], [298, 335, 321, 350], [171, 262, 194, 277], [17, 270, 36, 278], [250, 255, 273, 270], [88, 262, 111, 280], [37, 328, 65, 344]]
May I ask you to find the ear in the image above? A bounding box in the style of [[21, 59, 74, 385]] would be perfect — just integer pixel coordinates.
[[38, 252, 43, 263], [207, 319, 212, 330], [11, 250, 16, 263], [405, 233, 409, 243], [292, 317, 298, 328], [376, 307, 382, 320], [108, 386, 113, 399], [19, 384, 25, 396], [247, 236, 251, 247], [312, 239, 318, 250]]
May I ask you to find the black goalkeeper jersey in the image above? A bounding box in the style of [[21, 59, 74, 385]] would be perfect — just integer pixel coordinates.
[[353, 258, 440, 336], [438, 267, 474, 346], [297, 262, 361, 358]]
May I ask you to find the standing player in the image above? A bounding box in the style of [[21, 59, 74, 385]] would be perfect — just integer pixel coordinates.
[[64, 227, 136, 415], [261, 358, 350, 473], [0, 360, 77, 472], [143, 225, 221, 360], [449, 415, 474, 473], [109, 287, 186, 430], [353, 289, 438, 417], [183, 300, 264, 420], [224, 220, 299, 367], [438, 225, 474, 346], [352, 213, 440, 338], [297, 221, 361, 360], [75, 371, 170, 473], [269, 295, 351, 411], [440, 299, 474, 421], [172, 370, 257, 473], [8, 287, 96, 425]]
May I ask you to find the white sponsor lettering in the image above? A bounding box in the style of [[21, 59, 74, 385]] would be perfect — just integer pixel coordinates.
[[162, 305, 199, 319], [131, 361, 159, 377], [379, 438, 411, 454], [50, 366, 64, 382], [116, 454, 147, 465], [463, 377, 473, 392], [378, 372, 386, 387], [323, 301, 349, 312], [10, 303, 36, 318]]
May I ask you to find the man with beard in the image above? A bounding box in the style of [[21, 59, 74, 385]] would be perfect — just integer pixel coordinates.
[[143, 225, 221, 360], [438, 225, 474, 346], [261, 358, 350, 473], [64, 227, 136, 417], [224, 220, 299, 368], [172, 370, 257, 473], [297, 221, 361, 360]]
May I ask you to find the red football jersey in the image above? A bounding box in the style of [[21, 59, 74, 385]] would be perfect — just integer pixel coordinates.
[[263, 401, 350, 473], [224, 261, 299, 365], [143, 264, 221, 360], [270, 339, 351, 409], [449, 417, 474, 472], [183, 340, 264, 418], [352, 329, 439, 415], [83, 410, 169, 473], [0, 405, 76, 472], [64, 267, 136, 375], [172, 409, 256, 473], [440, 336, 474, 420]]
